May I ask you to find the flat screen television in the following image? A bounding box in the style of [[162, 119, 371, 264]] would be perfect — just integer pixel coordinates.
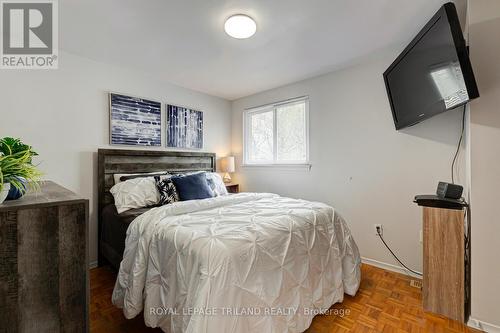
[[383, 2, 479, 130]]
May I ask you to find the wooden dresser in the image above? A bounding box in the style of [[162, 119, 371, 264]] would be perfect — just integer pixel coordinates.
[[0, 181, 89, 332]]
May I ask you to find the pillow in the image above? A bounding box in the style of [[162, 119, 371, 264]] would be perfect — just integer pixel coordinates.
[[206, 172, 228, 196], [110, 177, 160, 213], [206, 178, 217, 195], [170, 172, 214, 201], [155, 176, 179, 205]]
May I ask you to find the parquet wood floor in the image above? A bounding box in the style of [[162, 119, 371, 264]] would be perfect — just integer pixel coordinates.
[[90, 264, 482, 333]]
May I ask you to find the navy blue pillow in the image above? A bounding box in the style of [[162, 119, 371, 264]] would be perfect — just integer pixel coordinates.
[[170, 172, 214, 201]]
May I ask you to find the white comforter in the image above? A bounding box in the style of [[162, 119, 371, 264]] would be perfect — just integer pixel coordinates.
[[112, 193, 361, 333]]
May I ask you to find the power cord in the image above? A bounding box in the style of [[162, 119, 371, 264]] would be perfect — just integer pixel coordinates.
[[451, 106, 466, 184], [376, 226, 422, 277]]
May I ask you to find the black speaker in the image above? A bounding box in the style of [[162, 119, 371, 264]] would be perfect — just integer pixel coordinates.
[[436, 182, 463, 199]]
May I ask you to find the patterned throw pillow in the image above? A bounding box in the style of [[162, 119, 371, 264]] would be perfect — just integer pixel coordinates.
[[154, 176, 179, 205]]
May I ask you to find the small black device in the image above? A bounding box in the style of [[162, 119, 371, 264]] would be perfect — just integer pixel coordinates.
[[414, 195, 467, 210], [436, 181, 463, 199]]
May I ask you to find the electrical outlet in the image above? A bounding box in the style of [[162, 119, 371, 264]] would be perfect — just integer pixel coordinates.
[[374, 224, 383, 236]]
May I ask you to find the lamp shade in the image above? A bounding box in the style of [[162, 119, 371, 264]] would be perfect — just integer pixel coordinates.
[[220, 156, 235, 173]]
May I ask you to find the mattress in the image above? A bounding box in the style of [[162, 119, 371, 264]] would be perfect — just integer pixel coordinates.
[[112, 193, 361, 333]]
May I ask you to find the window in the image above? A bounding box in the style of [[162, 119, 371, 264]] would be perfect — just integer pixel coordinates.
[[244, 97, 309, 165]]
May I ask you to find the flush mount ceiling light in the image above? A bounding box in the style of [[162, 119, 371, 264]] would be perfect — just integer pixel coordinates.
[[224, 14, 257, 39]]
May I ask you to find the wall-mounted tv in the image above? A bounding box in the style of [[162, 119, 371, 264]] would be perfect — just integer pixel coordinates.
[[383, 2, 479, 130]]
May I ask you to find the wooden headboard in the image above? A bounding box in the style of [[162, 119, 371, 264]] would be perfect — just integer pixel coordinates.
[[97, 149, 216, 214]]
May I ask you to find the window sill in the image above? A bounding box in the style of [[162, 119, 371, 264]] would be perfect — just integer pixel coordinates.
[[241, 163, 312, 171]]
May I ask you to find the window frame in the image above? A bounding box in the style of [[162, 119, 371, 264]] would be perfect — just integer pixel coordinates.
[[243, 96, 310, 167]]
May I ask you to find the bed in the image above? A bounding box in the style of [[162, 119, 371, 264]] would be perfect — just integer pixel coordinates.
[[98, 149, 218, 269], [98, 149, 361, 333]]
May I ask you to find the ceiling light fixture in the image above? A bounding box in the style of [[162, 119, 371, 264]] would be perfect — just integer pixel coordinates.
[[224, 14, 257, 39]]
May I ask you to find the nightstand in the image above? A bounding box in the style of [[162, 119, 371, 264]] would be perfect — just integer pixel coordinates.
[[225, 183, 239, 193]]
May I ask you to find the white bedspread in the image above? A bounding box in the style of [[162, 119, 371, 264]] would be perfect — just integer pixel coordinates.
[[112, 193, 361, 333]]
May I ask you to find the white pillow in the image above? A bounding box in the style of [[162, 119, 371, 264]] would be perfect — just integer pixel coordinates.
[[206, 172, 228, 196], [110, 177, 160, 213]]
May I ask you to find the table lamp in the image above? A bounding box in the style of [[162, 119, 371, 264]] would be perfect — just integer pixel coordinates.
[[220, 156, 235, 183]]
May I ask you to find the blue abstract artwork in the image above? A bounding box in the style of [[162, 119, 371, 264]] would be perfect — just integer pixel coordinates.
[[166, 105, 203, 149], [110, 93, 161, 146]]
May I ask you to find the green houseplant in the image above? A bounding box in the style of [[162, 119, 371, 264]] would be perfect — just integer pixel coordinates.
[[0, 137, 42, 203]]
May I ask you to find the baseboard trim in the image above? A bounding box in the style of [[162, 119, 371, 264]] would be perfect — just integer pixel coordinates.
[[361, 257, 422, 279], [89, 260, 98, 269], [468, 317, 500, 333]]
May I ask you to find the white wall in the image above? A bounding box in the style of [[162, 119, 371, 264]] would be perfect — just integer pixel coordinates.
[[0, 51, 232, 266], [468, 0, 500, 328], [231, 48, 466, 273]]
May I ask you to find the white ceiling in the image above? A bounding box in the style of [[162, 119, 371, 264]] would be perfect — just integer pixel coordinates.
[[60, 0, 466, 100]]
